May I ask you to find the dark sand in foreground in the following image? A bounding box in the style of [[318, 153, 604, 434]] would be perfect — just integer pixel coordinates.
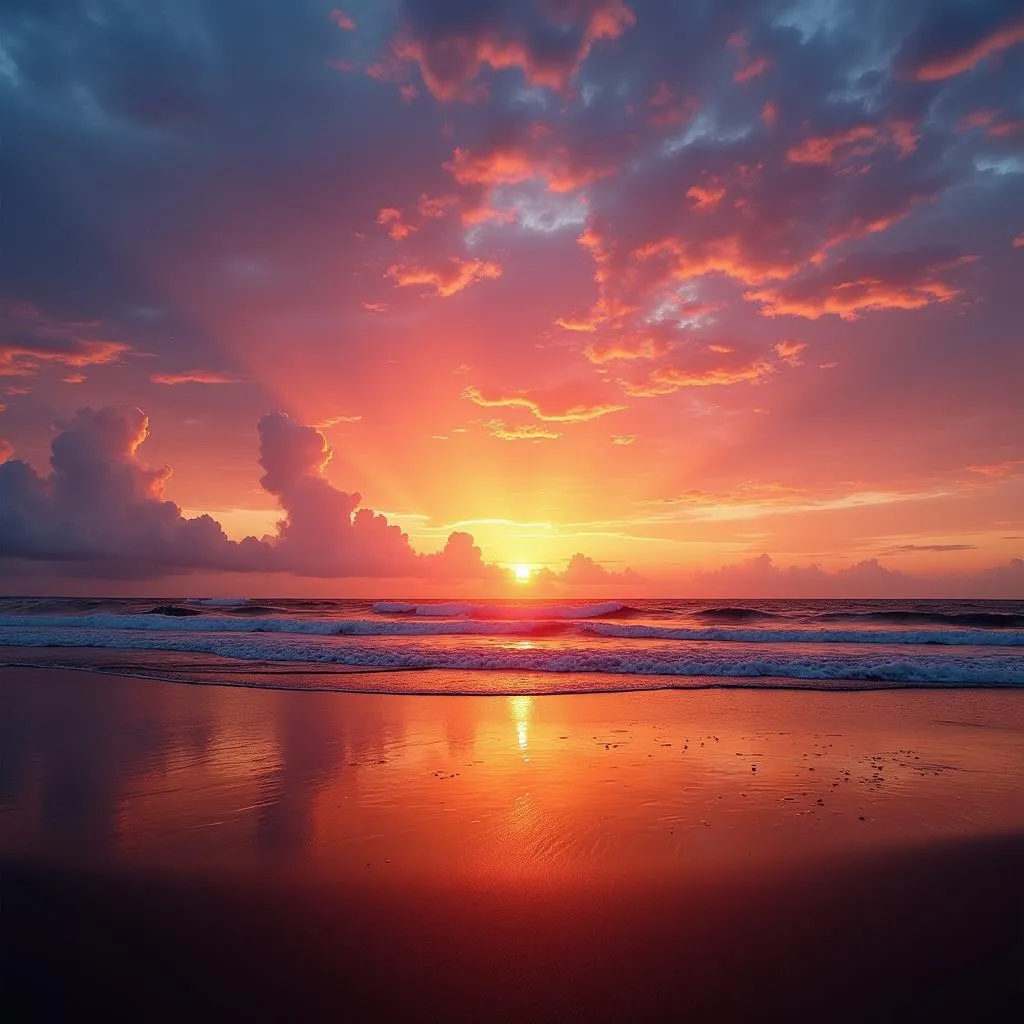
[[2, 664, 1023, 1021]]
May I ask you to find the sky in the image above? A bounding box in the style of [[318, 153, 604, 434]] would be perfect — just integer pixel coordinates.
[[0, 0, 1023, 597]]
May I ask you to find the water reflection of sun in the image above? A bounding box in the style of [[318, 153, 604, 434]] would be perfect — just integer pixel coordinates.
[[508, 695, 532, 752]]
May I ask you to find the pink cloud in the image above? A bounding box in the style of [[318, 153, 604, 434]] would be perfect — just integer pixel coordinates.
[[912, 18, 1024, 81], [330, 9, 356, 32], [786, 121, 918, 166], [393, 1, 636, 101], [734, 55, 772, 84]]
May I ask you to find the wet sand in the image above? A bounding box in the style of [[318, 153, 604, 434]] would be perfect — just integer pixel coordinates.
[[2, 665, 1023, 1021]]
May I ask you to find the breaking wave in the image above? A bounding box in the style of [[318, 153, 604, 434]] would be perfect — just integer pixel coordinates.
[[1, 626, 1021, 687]]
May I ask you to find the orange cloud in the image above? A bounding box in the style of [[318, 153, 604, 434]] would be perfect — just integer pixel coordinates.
[[626, 356, 774, 396], [417, 193, 458, 219], [1014, 233, 1024, 248], [446, 142, 611, 194], [482, 419, 561, 441], [774, 340, 806, 365], [761, 100, 778, 127], [377, 207, 416, 240], [386, 258, 503, 297], [611, 434, 636, 446], [584, 333, 673, 363], [149, 370, 248, 385], [0, 304, 130, 377], [787, 121, 918, 165], [686, 183, 726, 211], [395, 2, 636, 101], [913, 19, 1024, 81], [362, 301, 389, 313], [734, 55, 772, 83], [462, 384, 626, 422], [634, 234, 799, 286], [747, 253, 977, 320]]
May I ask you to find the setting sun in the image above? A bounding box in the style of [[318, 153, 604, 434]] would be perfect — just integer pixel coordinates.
[[514, 564, 533, 582]]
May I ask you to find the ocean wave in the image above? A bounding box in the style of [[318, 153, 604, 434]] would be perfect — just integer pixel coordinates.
[[371, 600, 632, 619], [0, 614, 573, 638], [0, 613, 1020, 645], [813, 610, 1024, 628], [1, 627, 1021, 686], [583, 623, 1024, 646], [694, 607, 779, 622]]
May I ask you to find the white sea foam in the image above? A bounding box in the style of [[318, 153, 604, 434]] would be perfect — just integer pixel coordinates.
[[582, 623, 1024, 646], [1, 627, 1022, 686]]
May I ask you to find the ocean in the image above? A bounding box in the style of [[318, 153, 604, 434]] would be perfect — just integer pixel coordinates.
[[1, 596, 1022, 692]]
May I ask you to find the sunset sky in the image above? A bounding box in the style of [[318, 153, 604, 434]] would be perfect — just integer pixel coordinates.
[[1, 0, 1022, 596]]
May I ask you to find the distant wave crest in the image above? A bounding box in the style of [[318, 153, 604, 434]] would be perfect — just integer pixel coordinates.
[[371, 600, 632, 620]]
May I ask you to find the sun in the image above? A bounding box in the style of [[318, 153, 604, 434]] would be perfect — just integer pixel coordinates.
[[514, 563, 533, 582]]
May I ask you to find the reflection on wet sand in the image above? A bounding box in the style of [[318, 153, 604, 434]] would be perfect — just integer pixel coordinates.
[[2, 668, 1023, 883]]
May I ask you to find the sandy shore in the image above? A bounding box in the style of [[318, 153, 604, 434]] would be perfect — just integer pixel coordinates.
[[3, 664, 1023, 1020]]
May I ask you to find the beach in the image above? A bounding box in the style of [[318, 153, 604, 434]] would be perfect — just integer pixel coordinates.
[[3, 661, 1023, 1020]]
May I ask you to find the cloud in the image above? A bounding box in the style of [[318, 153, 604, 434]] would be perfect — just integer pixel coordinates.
[[686, 183, 726, 211], [536, 552, 641, 586], [774, 340, 806, 366], [1015, 233, 1024, 248], [386, 257, 502, 296], [149, 370, 248, 385], [314, 414, 363, 428], [610, 434, 636, 446], [0, 439, 12, 464], [330, 10, 356, 32], [446, 138, 612, 194], [0, 303, 130, 378], [584, 332, 674, 364], [691, 553, 1024, 599], [746, 249, 977, 320], [0, 406, 504, 581], [902, 14, 1024, 81], [377, 207, 417, 240], [462, 383, 626, 422], [734, 55, 771, 84], [392, 0, 636, 101], [786, 122, 918, 166], [884, 544, 978, 554], [481, 419, 561, 441], [622, 339, 776, 396], [0, 406, 236, 571]]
